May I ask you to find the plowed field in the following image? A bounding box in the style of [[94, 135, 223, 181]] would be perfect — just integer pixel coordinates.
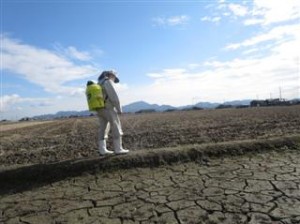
[[1, 106, 300, 167]]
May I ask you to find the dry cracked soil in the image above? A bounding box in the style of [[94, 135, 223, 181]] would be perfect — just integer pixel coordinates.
[[1, 149, 300, 224]]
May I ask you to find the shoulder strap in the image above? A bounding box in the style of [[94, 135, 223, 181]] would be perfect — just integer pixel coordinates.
[[99, 79, 109, 102]]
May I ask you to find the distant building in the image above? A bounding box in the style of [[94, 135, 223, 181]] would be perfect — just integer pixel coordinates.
[[250, 98, 294, 107], [250, 100, 268, 107], [19, 117, 32, 122]]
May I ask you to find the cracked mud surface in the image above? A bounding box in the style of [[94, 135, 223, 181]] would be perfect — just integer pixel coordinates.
[[1, 150, 299, 224]]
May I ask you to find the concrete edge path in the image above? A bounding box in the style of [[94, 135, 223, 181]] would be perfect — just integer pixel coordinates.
[[0, 135, 300, 195]]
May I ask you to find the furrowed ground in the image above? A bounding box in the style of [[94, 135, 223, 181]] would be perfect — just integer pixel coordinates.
[[1, 106, 300, 167], [0, 105, 300, 224]]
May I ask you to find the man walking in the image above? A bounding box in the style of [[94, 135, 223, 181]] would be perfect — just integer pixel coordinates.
[[96, 70, 129, 155]]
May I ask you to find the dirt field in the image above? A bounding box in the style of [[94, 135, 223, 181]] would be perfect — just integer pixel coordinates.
[[0, 120, 54, 132], [1, 106, 300, 223], [1, 106, 300, 167]]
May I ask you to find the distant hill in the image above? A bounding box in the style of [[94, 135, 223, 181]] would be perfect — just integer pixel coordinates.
[[195, 102, 220, 109], [123, 100, 252, 113], [29, 99, 253, 120], [32, 110, 92, 120], [177, 100, 251, 110], [122, 101, 176, 113]]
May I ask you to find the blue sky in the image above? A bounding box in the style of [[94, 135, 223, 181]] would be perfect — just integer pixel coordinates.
[[1, 0, 299, 119]]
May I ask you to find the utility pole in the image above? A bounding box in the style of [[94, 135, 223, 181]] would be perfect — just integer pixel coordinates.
[[270, 93, 272, 100], [279, 87, 282, 101]]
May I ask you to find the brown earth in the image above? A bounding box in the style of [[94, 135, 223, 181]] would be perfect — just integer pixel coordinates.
[[1, 106, 300, 167], [0, 120, 54, 132], [1, 106, 300, 223]]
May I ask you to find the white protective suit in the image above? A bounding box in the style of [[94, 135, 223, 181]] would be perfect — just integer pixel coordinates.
[[97, 77, 128, 155]]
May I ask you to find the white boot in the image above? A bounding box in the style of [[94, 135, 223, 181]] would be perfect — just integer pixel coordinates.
[[99, 140, 114, 156], [113, 137, 129, 154]]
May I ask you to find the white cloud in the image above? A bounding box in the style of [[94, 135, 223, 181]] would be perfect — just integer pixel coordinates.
[[0, 94, 53, 112], [53, 43, 94, 61], [228, 4, 248, 17], [201, 16, 221, 24], [0, 94, 21, 112], [206, 1, 299, 26], [146, 69, 189, 84], [121, 53, 298, 106], [1, 35, 98, 96], [147, 73, 164, 78], [243, 18, 264, 26], [65, 46, 92, 61], [152, 17, 165, 26], [242, 48, 259, 55], [152, 15, 190, 26], [188, 63, 201, 69], [225, 23, 299, 50], [168, 15, 190, 26], [115, 83, 129, 92], [188, 1, 299, 103], [202, 2, 249, 24], [0, 93, 89, 120], [245, 0, 300, 26]]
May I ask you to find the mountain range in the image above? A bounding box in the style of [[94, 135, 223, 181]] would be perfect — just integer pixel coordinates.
[[30, 100, 252, 120]]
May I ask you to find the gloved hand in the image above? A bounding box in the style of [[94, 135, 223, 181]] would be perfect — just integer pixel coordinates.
[[115, 107, 122, 115]]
